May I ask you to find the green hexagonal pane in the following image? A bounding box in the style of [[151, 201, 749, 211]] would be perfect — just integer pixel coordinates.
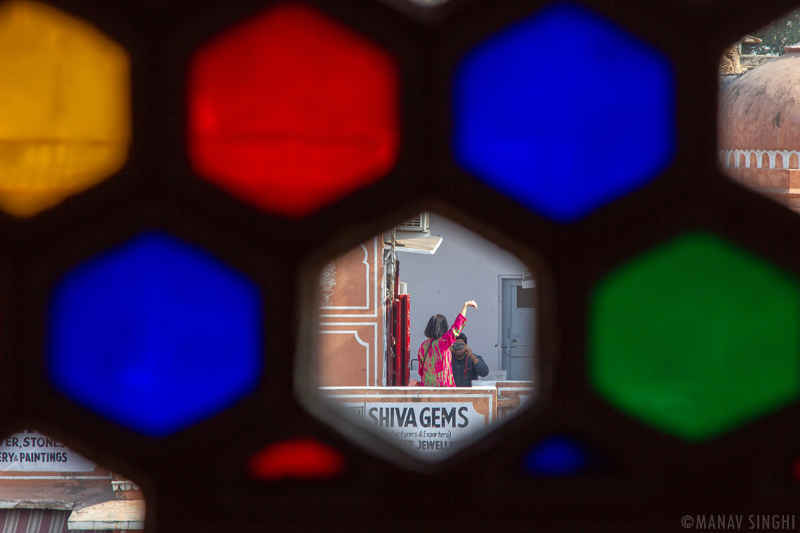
[[589, 232, 800, 441]]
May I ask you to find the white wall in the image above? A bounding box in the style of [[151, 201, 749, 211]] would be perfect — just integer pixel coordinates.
[[398, 214, 528, 372]]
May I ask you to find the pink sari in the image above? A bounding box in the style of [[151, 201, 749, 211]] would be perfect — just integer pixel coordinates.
[[417, 314, 467, 387]]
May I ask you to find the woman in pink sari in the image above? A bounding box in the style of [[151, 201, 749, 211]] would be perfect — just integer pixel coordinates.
[[418, 300, 478, 387]]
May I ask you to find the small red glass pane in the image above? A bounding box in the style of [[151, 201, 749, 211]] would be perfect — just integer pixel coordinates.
[[248, 438, 345, 480], [793, 457, 800, 483], [187, 3, 400, 217]]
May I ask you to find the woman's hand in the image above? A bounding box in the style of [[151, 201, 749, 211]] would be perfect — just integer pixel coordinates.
[[459, 300, 478, 317]]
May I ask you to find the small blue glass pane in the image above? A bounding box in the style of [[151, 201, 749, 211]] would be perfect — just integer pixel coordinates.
[[48, 232, 262, 437], [523, 436, 588, 476], [453, 3, 675, 222]]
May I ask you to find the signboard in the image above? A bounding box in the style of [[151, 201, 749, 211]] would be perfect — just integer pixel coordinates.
[[0, 431, 96, 472], [321, 386, 496, 458]]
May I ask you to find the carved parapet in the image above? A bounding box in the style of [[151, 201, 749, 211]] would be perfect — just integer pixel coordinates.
[[720, 46, 741, 74], [111, 473, 144, 501]]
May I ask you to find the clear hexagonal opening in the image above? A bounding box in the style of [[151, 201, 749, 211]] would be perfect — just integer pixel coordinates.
[[718, 8, 800, 212], [300, 212, 540, 463], [0, 429, 145, 530]]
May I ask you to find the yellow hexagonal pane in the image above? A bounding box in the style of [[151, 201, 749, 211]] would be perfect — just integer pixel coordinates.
[[0, 0, 130, 217]]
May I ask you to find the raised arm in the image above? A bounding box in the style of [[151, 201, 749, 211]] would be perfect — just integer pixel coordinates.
[[438, 301, 478, 351], [459, 300, 478, 317]]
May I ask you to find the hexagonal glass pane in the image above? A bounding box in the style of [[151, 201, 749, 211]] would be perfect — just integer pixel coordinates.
[[453, 3, 675, 222], [589, 232, 800, 441], [0, 0, 131, 217], [522, 435, 592, 477], [301, 213, 538, 463], [187, 2, 399, 218], [48, 231, 262, 437], [0, 429, 145, 529], [247, 438, 346, 481], [717, 10, 800, 212]]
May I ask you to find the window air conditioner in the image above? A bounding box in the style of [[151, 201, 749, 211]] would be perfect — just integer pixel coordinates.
[[395, 212, 430, 239]]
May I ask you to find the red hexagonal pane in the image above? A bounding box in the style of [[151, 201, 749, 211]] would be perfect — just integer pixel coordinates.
[[187, 3, 400, 217], [247, 438, 345, 481]]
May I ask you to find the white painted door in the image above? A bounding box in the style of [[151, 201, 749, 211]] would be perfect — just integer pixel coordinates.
[[501, 278, 535, 380]]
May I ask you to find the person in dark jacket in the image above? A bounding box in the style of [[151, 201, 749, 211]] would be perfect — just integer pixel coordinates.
[[450, 333, 489, 387]]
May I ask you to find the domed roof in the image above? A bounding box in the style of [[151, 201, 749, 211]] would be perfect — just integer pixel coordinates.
[[720, 48, 800, 152]]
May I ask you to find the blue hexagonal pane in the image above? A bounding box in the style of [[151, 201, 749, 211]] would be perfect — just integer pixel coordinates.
[[48, 232, 262, 437], [453, 3, 675, 222], [523, 436, 590, 476]]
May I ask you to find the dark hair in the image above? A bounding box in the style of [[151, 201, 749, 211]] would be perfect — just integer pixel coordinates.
[[456, 333, 467, 344], [424, 314, 448, 339]]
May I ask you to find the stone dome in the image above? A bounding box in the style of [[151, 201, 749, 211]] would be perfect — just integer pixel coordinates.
[[719, 46, 800, 210]]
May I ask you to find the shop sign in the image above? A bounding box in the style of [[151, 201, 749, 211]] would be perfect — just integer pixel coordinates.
[[0, 431, 96, 472], [322, 387, 496, 457]]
